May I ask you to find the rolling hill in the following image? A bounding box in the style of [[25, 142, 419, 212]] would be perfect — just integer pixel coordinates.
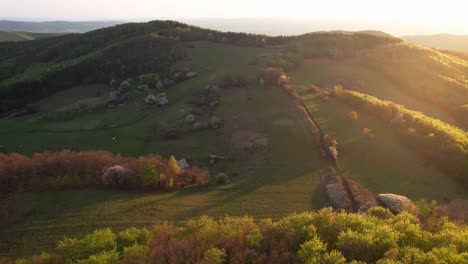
[[0, 31, 64, 42], [0, 20, 123, 33], [402, 34, 468, 53], [0, 21, 467, 258]]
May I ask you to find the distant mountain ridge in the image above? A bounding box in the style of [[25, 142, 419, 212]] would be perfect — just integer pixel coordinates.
[[402, 34, 468, 53], [0, 31, 64, 42], [0, 20, 123, 33]]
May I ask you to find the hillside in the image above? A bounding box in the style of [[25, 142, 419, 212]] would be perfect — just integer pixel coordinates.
[[0, 31, 64, 42], [403, 34, 468, 53], [0, 20, 122, 33], [0, 21, 467, 258]]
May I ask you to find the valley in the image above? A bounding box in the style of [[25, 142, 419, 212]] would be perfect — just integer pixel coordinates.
[[0, 20, 466, 261]]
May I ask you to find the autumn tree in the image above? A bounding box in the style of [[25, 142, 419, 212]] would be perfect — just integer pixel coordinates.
[[168, 155, 181, 177]]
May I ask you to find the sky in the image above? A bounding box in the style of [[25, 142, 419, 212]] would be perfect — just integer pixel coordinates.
[[1, 0, 468, 35]]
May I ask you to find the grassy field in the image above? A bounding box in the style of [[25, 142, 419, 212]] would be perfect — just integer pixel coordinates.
[[297, 57, 461, 126], [0, 43, 328, 257], [291, 61, 468, 203]]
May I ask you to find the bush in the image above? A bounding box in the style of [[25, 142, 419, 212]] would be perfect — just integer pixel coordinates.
[[308, 84, 321, 93], [259, 68, 285, 87], [215, 173, 230, 185], [348, 111, 358, 121], [362, 128, 374, 139], [332, 85, 344, 97]]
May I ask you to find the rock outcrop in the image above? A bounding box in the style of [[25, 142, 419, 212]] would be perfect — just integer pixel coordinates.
[[377, 193, 417, 214], [324, 167, 353, 211]]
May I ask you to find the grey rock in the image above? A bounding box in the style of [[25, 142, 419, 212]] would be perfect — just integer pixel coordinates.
[[378, 193, 417, 214]]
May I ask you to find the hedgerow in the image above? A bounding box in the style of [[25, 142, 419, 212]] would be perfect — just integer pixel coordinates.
[[333, 88, 468, 186], [0, 150, 208, 192]]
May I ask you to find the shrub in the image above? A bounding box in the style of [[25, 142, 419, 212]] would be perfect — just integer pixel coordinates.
[[362, 128, 374, 139], [215, 173, 230, 185], [259, 68, 285, 87], [332, 85, 344, 97], [308, 84, 321, 93], [348, 111, 358, 121]]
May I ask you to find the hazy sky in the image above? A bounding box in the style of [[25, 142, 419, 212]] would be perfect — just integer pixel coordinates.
[[1, 0, 468, 34]]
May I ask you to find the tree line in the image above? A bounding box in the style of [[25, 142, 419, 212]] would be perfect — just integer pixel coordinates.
[[4, 207, 467, 263], [0, 150, 208, 194]]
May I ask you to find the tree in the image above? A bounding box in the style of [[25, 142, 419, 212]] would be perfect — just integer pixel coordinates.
[[319, 250, 347, 264], [168, 155, 181, 176], [202, 248, 227, 264], [298, 237, 327, 263], [139, 163, 160, 188]]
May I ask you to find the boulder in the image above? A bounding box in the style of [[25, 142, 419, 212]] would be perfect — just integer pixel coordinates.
[[145, 94, 157, 105], [173, 72, 183, 80], [145, 93, 168, 106], [137, 84, 148, 90], [210, 100, 219, 108], [109, 79, 118, 88], [156, 80, 164, 90], [155, 96, 169, 106], [377, 193, 417, 214], [193, 122, 209, 130], [186, 114, 196, 123], [328, 146, 338, 160], [185, 72, 198, 78], [324, 167, 353, 211], [210, 116, 221, 129], [120, 80, 131, 90]]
